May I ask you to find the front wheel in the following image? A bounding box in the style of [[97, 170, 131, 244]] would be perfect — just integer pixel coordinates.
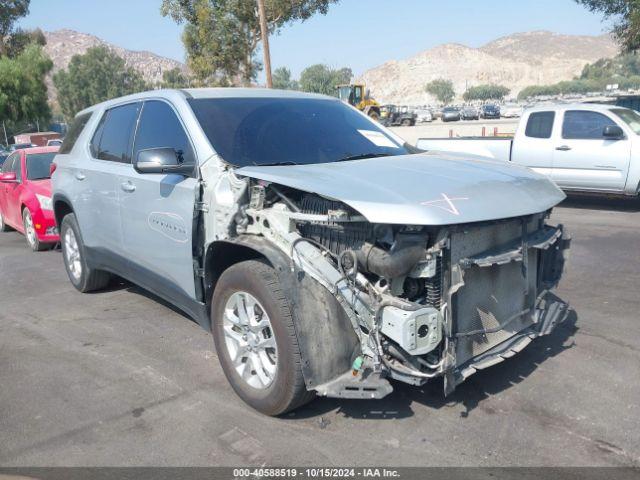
[[212, 260, 314, 415], [23, 208, 51, 251], [60, 213, 111, 292]]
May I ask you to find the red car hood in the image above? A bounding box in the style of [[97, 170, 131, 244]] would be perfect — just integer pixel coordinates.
[[27, 179, 52, 197]]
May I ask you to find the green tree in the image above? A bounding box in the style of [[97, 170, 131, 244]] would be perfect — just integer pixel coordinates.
[[0, 44, 52, 130], [161, 0, 338, 86], [425, 78, 455, 104], [53, 46, 149, 119], [463, 84, 510, 102], [575, 0, 640, 52], [0, 0, 30, 56], [4, 27, 45, 58], [272, 66, 298, 90], [160, 67, 191, 88], [298, 64, 351, 95]]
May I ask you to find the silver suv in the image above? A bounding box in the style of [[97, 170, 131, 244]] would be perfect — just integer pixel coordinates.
[[52, 88, 570, 415]]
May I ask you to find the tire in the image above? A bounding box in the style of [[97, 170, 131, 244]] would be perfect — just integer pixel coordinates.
[[401, 118, 412, 126], [212, 260, 314, 416], [22, 208, 51, 252], [368, 110, 380, 122], [0, 210, 12, 232], [60, 213, 110, 292]]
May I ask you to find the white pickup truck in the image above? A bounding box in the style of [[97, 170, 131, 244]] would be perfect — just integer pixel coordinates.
[[417, 103, 640, 196]]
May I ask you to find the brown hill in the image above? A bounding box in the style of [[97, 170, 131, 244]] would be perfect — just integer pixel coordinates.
[[359, 31, 619, 105]]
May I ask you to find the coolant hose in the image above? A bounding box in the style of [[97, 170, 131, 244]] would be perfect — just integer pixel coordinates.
[[355, 243, 426, 279]]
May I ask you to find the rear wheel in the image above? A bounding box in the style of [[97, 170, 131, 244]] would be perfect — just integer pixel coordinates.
[[60, 213, 110, 292], [401, 118, 412, 126], [23, 208, 51, 251], [368, 110, 380, 122], [212, 260, 314, 415], [0, 210, 12, 232]]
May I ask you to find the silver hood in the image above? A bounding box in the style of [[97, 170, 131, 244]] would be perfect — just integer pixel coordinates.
[[236, 152, 566, 225]]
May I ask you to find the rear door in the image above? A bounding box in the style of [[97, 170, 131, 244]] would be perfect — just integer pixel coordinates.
[[511, 110, 555, 177], [118, 99, 199, 300], [552, 110, 631, 192], [74, 102, 141, 256]]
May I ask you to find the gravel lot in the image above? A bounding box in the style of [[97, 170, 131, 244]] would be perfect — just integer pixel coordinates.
[[1, 195, 639, 467]]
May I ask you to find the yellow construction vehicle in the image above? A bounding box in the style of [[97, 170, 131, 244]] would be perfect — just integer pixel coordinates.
[[337, 83, 381, 121]]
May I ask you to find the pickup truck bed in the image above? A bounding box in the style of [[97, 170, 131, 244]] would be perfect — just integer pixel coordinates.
[[416, 137, 513, 162], [416, 104, 640, 197]]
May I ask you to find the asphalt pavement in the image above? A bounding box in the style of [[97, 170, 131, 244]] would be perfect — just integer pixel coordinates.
[[1, 195, 639, 467]]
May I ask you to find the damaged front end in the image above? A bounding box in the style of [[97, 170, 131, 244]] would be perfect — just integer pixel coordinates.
[[209, 170, 571, 401]]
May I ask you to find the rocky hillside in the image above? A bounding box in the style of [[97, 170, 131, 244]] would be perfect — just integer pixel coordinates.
[[359, 31, 619, 105], [43, 29, 186, 102]]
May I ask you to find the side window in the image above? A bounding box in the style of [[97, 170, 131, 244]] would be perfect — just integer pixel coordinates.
[[1, 153, 16, 173], [59, 112, 92, 154], [12, 155, 22, 182], [90, 103, 140, 163], [133, 100, 195, 167], [525, 111, 555, 139], [562, 110, 617, 140]]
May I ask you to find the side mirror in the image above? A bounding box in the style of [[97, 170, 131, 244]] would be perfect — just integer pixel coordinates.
[[134, 147, 194, 176], [603, 125, 624, 139], [0, 172, 17, 183]]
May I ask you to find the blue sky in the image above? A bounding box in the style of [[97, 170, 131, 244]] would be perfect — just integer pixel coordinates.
[[19, 0, 611, 80]]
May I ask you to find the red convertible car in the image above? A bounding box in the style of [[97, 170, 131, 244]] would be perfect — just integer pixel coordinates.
[[0, 146, 60, 251]]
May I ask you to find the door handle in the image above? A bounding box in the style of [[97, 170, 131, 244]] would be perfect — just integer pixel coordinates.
[[74, 171, 86, 181], [555, 145, 572, 151], [120, 181, 136, 193]]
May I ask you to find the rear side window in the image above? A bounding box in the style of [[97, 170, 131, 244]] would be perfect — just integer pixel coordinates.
[[562, 110, 616, 140], [91, 103, 140, 163], [59, 112, 92, 154], [133, 100, 195, 166], [525, 111, 555, 139]]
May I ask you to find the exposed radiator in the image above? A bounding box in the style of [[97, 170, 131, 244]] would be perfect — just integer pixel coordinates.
[[449, 218, 540, 366]]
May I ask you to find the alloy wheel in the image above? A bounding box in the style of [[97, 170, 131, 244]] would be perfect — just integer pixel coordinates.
[[222, 291, 278, 389], [23, 210, 37, 248], [64, 227, 82, 281]]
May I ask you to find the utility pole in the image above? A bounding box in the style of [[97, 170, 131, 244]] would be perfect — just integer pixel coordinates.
[[257, 0, 272, 88]]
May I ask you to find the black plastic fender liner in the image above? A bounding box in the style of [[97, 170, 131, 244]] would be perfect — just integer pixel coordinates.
[[206, 236, 360, 390]]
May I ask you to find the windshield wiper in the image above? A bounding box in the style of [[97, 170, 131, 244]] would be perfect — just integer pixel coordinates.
[[334, 153, 392, 162], [252, 160, 299, 167]]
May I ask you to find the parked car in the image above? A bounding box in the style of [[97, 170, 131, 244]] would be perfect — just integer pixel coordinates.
[[417, 103, 640, 196], [52, 89, 569, 415], [480, 104, 501, 119], [441, 106, 461, 122], [380, 104, 417, 126], [0, 150, 9, 167], [460, 105, 479, 121], [0, 146, 60, 250], [415, 109, 433, 123], [501, 103, 523, 118], [9, 143, 34, 151]]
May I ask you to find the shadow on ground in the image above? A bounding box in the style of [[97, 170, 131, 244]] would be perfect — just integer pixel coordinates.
[[287, 310, 579, 422], [559, 193, 640, 212]]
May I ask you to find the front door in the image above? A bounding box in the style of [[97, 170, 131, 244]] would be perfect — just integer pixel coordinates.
[[118, 99, 199, 301], [552, 110, 631, 192], [4, 152, 23, 227]]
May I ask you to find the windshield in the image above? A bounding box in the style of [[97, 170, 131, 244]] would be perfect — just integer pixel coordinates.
[[611, 108, 640, 135], [26, 152, 56, 180], [188, 97, 409, 167]]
